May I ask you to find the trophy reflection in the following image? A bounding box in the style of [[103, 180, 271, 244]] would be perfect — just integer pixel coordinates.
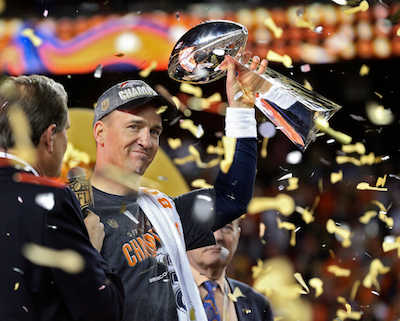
[[168, 20, 341, 150]]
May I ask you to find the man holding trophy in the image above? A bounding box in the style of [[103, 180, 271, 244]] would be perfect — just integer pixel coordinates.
[[88, 19, 341, 321]]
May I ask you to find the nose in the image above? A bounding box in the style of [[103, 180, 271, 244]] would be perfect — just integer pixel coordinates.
[[213, 229, 224, 243], [137, 128, 152, 149]]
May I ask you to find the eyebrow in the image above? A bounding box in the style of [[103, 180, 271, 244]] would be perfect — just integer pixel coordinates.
[[127, 120, 163, 130]]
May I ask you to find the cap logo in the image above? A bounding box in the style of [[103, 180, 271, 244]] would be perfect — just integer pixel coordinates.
[[101, 98, 110, 111], [118, 86, 156, 101]]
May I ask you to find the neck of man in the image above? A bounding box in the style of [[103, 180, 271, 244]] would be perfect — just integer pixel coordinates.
[[91, 166, 140, 196], [197, 263, 227, 281]]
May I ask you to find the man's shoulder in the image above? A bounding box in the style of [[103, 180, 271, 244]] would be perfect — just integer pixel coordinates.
[[227, 277, 269, 305], [14, 172, 66, 189]]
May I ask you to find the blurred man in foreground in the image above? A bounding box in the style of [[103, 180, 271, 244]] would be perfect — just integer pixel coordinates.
[[0, 75, 124, 321], [188, 219, 273, 321]]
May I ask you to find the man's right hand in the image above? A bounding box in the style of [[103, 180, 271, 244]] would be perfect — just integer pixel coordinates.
[[84, 210, 105, 252]]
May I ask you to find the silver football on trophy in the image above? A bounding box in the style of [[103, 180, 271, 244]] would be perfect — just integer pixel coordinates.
[[168, 20, 342, 150]]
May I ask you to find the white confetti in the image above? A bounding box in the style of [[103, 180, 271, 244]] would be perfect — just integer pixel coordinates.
[[94, 64, 103, 78], [35, 193, 55, 211], [286, 151, 302, 164]]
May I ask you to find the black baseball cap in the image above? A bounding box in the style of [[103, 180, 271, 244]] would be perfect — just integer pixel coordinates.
[[93, 80, 176, 125]]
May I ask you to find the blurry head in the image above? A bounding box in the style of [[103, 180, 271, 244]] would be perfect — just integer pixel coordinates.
[[0, 75, 69, 177], [188, 219, 241, 274], [93, 80, 173, 176]]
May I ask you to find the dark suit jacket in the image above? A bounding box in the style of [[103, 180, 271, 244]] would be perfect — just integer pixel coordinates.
[[0, 164, 124, 321], [227, 278, 273, 321]]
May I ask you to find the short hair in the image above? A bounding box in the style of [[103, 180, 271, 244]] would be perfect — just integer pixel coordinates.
[[0, 75, 68, 149]]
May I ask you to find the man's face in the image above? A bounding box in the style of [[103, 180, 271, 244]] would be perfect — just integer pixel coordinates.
[[50, 114, 70, 177], [188, 220, 240, 271], [100, 104, 162, 175]]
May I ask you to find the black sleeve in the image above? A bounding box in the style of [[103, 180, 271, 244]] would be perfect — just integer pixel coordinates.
[[44, 188, 124, 321], [212, 137, 257, 230]]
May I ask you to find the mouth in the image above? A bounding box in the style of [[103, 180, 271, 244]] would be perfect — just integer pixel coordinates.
[[205, 245, 222, 253], [130, 150, 150, 158]]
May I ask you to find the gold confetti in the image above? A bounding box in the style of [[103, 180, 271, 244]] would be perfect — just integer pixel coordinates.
[[309, 278, 323, 298], [304, 80, 313, 91], [167, 138, 182, 149], [180, 119, 204, 138], [327, 265, 351, 277], [191, 178, 213, 189], [251, 259, 267, 279], [286, 177, 299, 191], [248, 194, 295, 216], [359, 210, 377, 224], [374, 92, 383, 99], [336, 156, 361, 166], [342, 142, 366, 155], [172, 96, 182, 110], [356, 182, 387, 192], [290, 229, 297, 246], [330, 170, 343, 184], [180, 83, 202, 98], [174, 146, 220, 169], [21, 28, 42, 47], [22, 243, 84, 274], [277, 217, 295, 231], [261, 137, 268, 159], [173, 154, 196, 165], [156, 105, 168, 114], [264, 17, 283, 38], [350, 280, 360, 301], [378, 211, 393, 229], [296, 206, 314, 224], [266, 50, 293, 68], [326, 219, 352, 247], [376, 174, 387, 188], [315, 117, 352, 145], [397, 27, 400, 37], [363, 259, 390, 290], [336, 306, 363, 320], [382, 236, 400, 257], [190, 307, 196, 321], [366, 103, 394, 125], [343, 0, 369, 15], [371, 200, 388, 212], [188, 93, 222, 111], [295, 17, 315, 31], [318, 178, 323, 193], [155, 84, 187, 112], [228, 287, 245, 302], [294, 272, 310, 294], [220, 136, 236, 174], [139, 61, 157, 78], [206, 141, 224, 155], [14, 282, 19, 291], [359, 64, 370, 76]]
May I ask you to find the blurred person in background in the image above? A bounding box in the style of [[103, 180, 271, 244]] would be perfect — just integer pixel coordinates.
[[89, 54, 269, 321], [188, 219, 273, 321], [0, 75, 124, 321]]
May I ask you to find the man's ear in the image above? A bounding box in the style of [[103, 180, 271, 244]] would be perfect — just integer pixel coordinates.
[[39, 124, 57, 153], [93, 120, 105, 147]]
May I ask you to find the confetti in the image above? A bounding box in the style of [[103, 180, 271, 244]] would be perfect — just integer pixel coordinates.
[[343, 0, 369, 15], [350, 280, 360, 301], [359, 210, 377, 224], [397, 27, 400, 37], [376, 174, 387, 188], [277, 217, 295, 231], [309, 278, 323, 297], [206, 141, 224, 155], [342, 143, 366, 155], [259, 222, 266, 239], [359, 64, 370, 76], [327, 265, 351, 277], [330, 170, 343, 184], [189, 93, 222, 111], [266, 50, 293, 68], [248, 194, 295, 216], [295, 17, 315, 31], [139, 61, 158, 78], [180, 119, 204, 138], [362, 259, 390, 290], [94, 64, 103, 78], [34, 193, 55, 211], [191, 179, 213, 189], [294, 272, 310, 294], [21, 28, 42, 47], [326, 219, 352, 247], [304, 80, 313, 91], [286, 177, 299, 191], [167, 138, 182, 149], [220, 137, 236, 174], [378, 211, 393, 229], [336, 306, 363, 320], [366, 102, 394, 125], [156, 105, 168, 114], [14, 282, 19, 291], [315, 118, 352, 145], [300, 64, 311, 72], [296, 206, 314, 224], [286, 150, 302, 164], [356, 182, 387, 192], [330, 0, 347, 4], [180, 83, 202, 98], [155, 84, 188, 112], [260, 137, 269, 159], [228, 287, 245, 302], [22, 243, 84, 274], [374, 92, 383, 99], [43, 9, 48, 17], [264, 17, 283, 38], [382, 236, 400, 257]]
